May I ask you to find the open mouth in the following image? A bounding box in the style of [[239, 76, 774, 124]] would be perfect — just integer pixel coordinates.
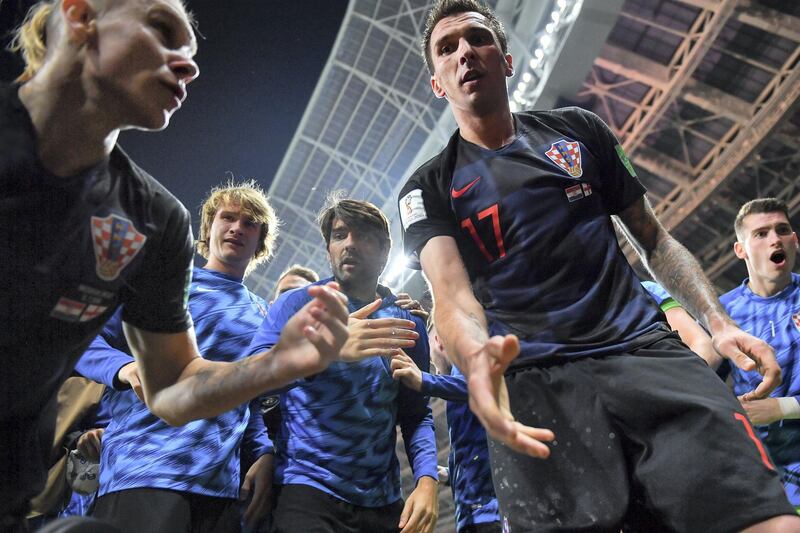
[[461, 70, 482, 84], [224, 239, 243, 247], [770, 250, 786, 264]]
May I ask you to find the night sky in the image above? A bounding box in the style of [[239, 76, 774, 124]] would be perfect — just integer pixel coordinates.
[[0, 0, 347, 232]]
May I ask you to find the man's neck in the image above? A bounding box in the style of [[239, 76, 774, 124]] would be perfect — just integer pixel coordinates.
[[747, 272, 792, 298], [18, 69, 118, 177], [454, 105, 515, 150], [339, 279, 380, 304], [204, 259, 246, 281]]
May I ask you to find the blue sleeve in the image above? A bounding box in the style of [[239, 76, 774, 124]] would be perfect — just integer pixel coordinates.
[[74, 309, 135, 389], [241, 399, 274, 459], [641, 281, 671, 306], [247, 287, 311, 356], [421, 373, 468, 403], [246, 287, 316, 394], [397, 316, 438, 483]]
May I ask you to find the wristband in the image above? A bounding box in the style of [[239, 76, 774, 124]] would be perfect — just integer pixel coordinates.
[[778, 397, 800, 419]]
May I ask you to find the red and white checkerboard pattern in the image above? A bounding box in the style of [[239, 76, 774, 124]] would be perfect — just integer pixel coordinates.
[[91, 215, 147, 281], [545, 140, 583, 178]]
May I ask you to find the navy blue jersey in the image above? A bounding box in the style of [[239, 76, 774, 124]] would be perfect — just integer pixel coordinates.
[[247, 279, 437, 507], [421, 368, 499, 530], [0, 82, 193, 515], [75, 267, 272, 498], [399, 108, 668, 369], [721, 273, 800, 505]]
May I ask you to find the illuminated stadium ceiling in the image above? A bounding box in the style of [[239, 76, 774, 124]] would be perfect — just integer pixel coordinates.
[[247, 0, 798, 301], [245, 0, 610, 298]]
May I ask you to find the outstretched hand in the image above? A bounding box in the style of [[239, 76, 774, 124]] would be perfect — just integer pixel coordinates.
[[713, 323, 781, 400], [467, 334, 554, 458], [272, 282, 351, 378], [339, 299, 419, 362]]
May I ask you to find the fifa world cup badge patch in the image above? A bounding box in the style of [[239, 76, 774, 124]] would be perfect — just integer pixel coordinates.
[[399, 189, 427, 230], [792, 313, 800, 333], [91, 214, 147, 281], [545, 139, 582, 178]]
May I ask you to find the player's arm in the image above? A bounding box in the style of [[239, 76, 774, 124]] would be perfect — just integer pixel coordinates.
[[740, 396, 800, 426], [392, 351, 469, 402], [663, 306, 723, 370], [75, 310, 136, 390], [616, 196, 780, 398], [419, 236, 554, 457], [396, 327, 438, 533], [240, 400, 274, 529], [123, 284, 349, 426]]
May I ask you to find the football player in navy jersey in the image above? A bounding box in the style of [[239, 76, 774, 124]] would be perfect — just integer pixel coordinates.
[[720, 198, 800, 510], [397, 0, 799, 530], [1, 0, 348, 527]]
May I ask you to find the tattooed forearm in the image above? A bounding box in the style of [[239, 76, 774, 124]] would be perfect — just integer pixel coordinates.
[[617, 197, 733, 333]]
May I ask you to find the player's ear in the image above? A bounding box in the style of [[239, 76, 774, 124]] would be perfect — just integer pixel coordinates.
[[431, 76, 447, 99], [733, 240, 747, 260], [62, 0, 98, 46], [504, 53, 513, 77]]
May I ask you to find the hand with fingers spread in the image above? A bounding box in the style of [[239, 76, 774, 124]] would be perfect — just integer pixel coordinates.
[[391, 351, 423, 391], [76, 428, 105, 462], [712, 322, 781, 400], [466, 334, 555, 458], [339, 298, 420, 362], [240, 453, 273, 530], [271, 282, 351, 379], [395, 292, 430, 322]]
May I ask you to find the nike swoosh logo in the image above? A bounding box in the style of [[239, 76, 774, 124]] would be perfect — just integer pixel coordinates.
[[451, 176, 481, 198]]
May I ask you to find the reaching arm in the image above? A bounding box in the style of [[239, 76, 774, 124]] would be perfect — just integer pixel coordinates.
[[663, 307, 722, 369], [396, 330, 438, 533], [123, 284, 350, 426], [75, 311, 136, 389], [740, 396, 800, 426], [421, 373, 468, 402], [617, 197, 780, 398], [419, 236, 554, 457]]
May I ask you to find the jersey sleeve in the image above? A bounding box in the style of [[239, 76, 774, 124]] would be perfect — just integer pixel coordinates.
[[397, 319, 438, 483], [247, 287, 311, 356], [75, 308, 136, 389], [640, 280, 681, 312], [121, 196, 193, 333], [242, 399, 275, 458], [421, 372, 468, 403], [557, 107, 646, 215], [398, 162, 458, 269]]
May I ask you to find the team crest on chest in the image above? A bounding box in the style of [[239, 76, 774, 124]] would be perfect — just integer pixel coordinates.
[[545, 139, 583, 178], [91, 214, 147, 281], [792, 313, 800, 333]]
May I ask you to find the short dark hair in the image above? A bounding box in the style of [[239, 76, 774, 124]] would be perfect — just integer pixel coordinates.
[[278, 264, 319, 285], [734, 198, 791, 240], [317, 193, 391, 250], [421, 0, 508, 75]]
